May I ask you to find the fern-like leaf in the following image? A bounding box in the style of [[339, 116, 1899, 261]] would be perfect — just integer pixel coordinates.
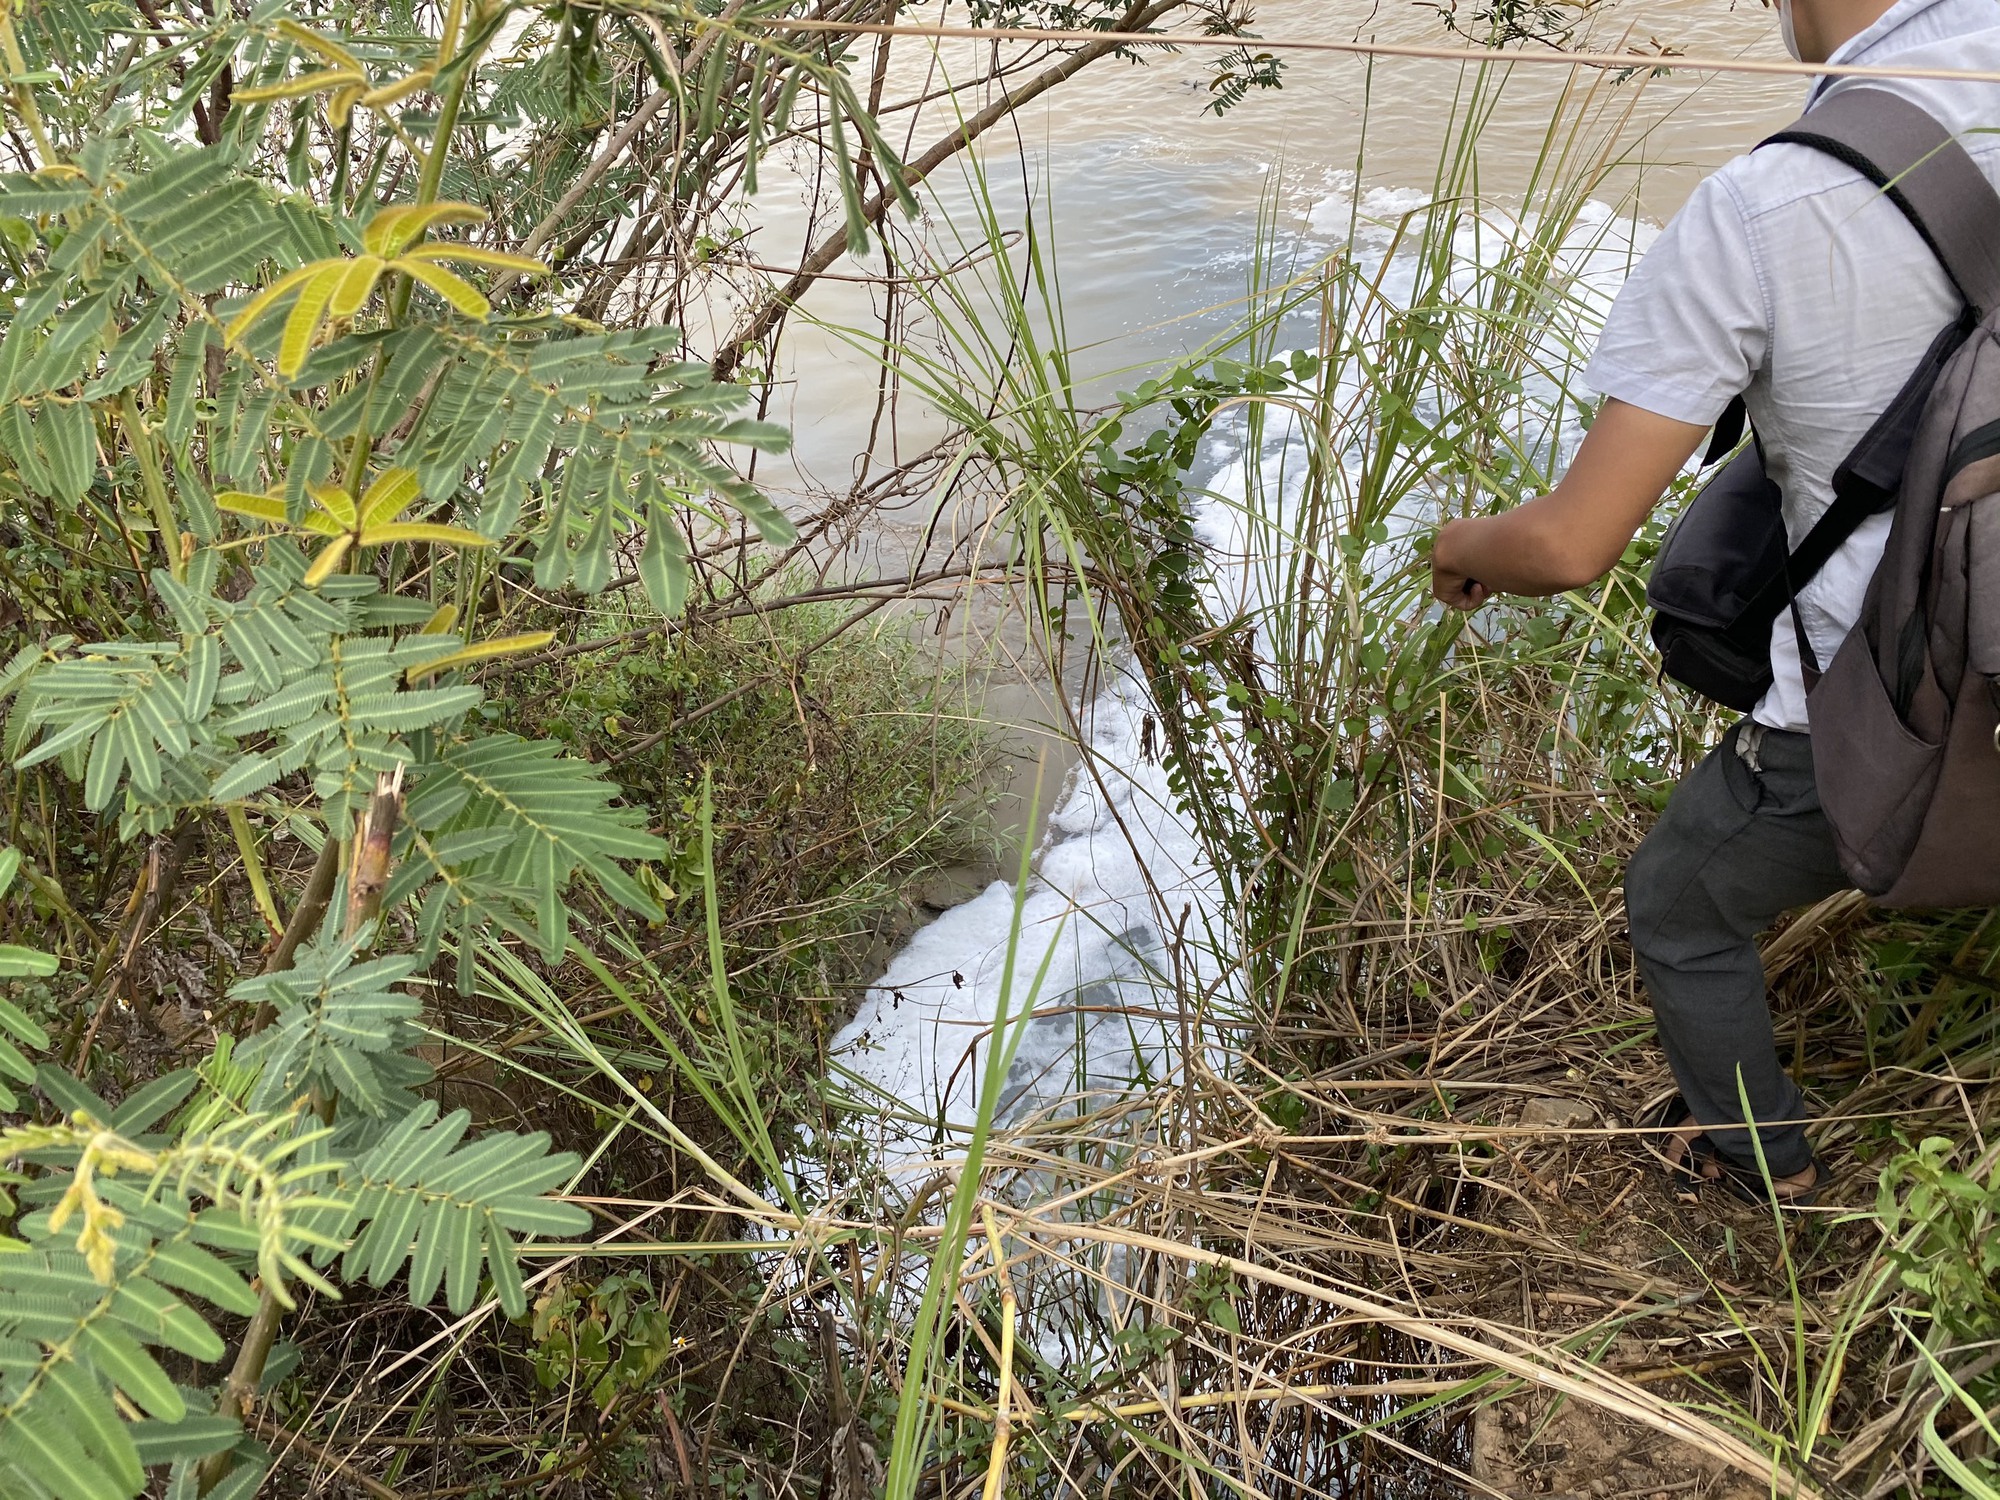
[[396, 734, 666, 970], [230, 939, 423, 1117], [329, 1102, 590, 1317]]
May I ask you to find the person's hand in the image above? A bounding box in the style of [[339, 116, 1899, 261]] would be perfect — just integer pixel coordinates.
[[1431, 519, 1490, 610]]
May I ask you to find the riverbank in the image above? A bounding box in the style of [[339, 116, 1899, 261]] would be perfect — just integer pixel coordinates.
[[6, 0, 1994, 1492]]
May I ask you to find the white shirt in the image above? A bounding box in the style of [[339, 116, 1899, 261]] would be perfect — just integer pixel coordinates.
[[1583, 0, 2000, 731]]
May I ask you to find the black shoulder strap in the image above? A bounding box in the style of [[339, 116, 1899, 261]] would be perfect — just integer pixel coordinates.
[[1740, 309, 1976, 669], [1764, 87, 2000, 317], [1703, 395, 1747, 467]]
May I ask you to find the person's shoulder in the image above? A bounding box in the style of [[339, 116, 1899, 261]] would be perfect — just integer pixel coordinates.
[[1817, 59, 2000, 188], [1722, 63, 2000, 213], [1701, 139, 1869, 222]]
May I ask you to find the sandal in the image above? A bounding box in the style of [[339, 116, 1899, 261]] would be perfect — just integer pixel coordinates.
[[1644, 1092, 1711, 1200], [1643, 1092, 1830, 1210], [1708, 1148, 1832, 1212]]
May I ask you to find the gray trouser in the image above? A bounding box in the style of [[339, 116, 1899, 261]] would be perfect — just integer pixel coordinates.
[[1623, 720, 1847, 1176]]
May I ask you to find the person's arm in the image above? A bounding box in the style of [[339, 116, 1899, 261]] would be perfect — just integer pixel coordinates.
[[1430, 399, 1710, 609]]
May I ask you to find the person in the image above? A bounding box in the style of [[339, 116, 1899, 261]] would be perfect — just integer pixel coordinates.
[[1428, 0, 2000, 1205]]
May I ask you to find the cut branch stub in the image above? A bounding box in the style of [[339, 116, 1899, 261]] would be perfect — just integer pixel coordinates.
[[343, 764, 406, 942]]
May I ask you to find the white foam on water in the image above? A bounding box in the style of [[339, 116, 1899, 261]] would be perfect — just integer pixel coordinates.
[[827, 661, 1213, 1154], [826, 192, 1648, 1169]]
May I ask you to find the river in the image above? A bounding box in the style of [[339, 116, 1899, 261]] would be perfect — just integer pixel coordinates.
[[767, 0, 1797, 486]]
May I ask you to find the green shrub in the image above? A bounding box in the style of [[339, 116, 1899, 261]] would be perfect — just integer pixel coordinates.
[[1875, 1138, 2000, 1497]]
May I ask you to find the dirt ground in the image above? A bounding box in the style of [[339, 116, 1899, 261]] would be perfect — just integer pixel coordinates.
[[1473, 1390, 1773, 1500], [1450, 1087, 1861, 1500]]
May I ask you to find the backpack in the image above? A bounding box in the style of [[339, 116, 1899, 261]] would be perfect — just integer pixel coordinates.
[[1645, 87, 2000, 908]]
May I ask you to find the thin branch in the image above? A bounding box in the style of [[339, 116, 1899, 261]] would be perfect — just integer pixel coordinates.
[[750, 11, 2000, 84], [711, 0, 1191, 378], [493, 0, 751, 299]]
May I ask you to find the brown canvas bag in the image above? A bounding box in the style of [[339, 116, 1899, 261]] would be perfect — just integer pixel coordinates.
[[1783, 90, 2000, 906]]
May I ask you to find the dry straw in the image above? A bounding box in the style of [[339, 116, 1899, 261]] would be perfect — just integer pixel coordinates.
[[737, 13, 2000, 84]]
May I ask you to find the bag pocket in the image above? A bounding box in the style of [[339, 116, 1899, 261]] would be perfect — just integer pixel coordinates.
[[1648, 446, 1789, 708], [1807, 628, 1946, 895], [1878, 674, 2000, 908], [1651, 615, 1775, 714]]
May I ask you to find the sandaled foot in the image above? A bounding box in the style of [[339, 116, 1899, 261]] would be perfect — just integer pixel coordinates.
[[1712, 1152, 1830, 1211], [1645, 1094, 1829, 1210], [1646, 1094, 1722, 1200]]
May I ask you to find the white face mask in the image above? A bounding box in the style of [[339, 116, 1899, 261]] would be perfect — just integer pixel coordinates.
[[1778, 0, 1805, 60]]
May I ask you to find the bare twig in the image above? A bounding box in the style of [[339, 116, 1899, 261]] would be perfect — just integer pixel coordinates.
[[712, 0, 1190, 378]]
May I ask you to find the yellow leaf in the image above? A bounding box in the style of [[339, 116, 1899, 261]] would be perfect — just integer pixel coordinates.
[[418, 604, 459, 635], [224, 262, 325, 347], [360, 466, 421, 528], [46, 1175, 80, 1236], [279, 261, 347, 378], [301, 533, 354, 586], [215, 490, 287, 524], [357, 521, 493, 549], [396, 259, 489, 318], [359, 67, 436, 108], [327, 255, 386, 320], [402, 244, 552, 276], [406, 630, 556, 681], [230, 68, 367, 105], [364, 201, 487, 259], [306, 482, 357, 531], [275, 19, 364, 71]]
